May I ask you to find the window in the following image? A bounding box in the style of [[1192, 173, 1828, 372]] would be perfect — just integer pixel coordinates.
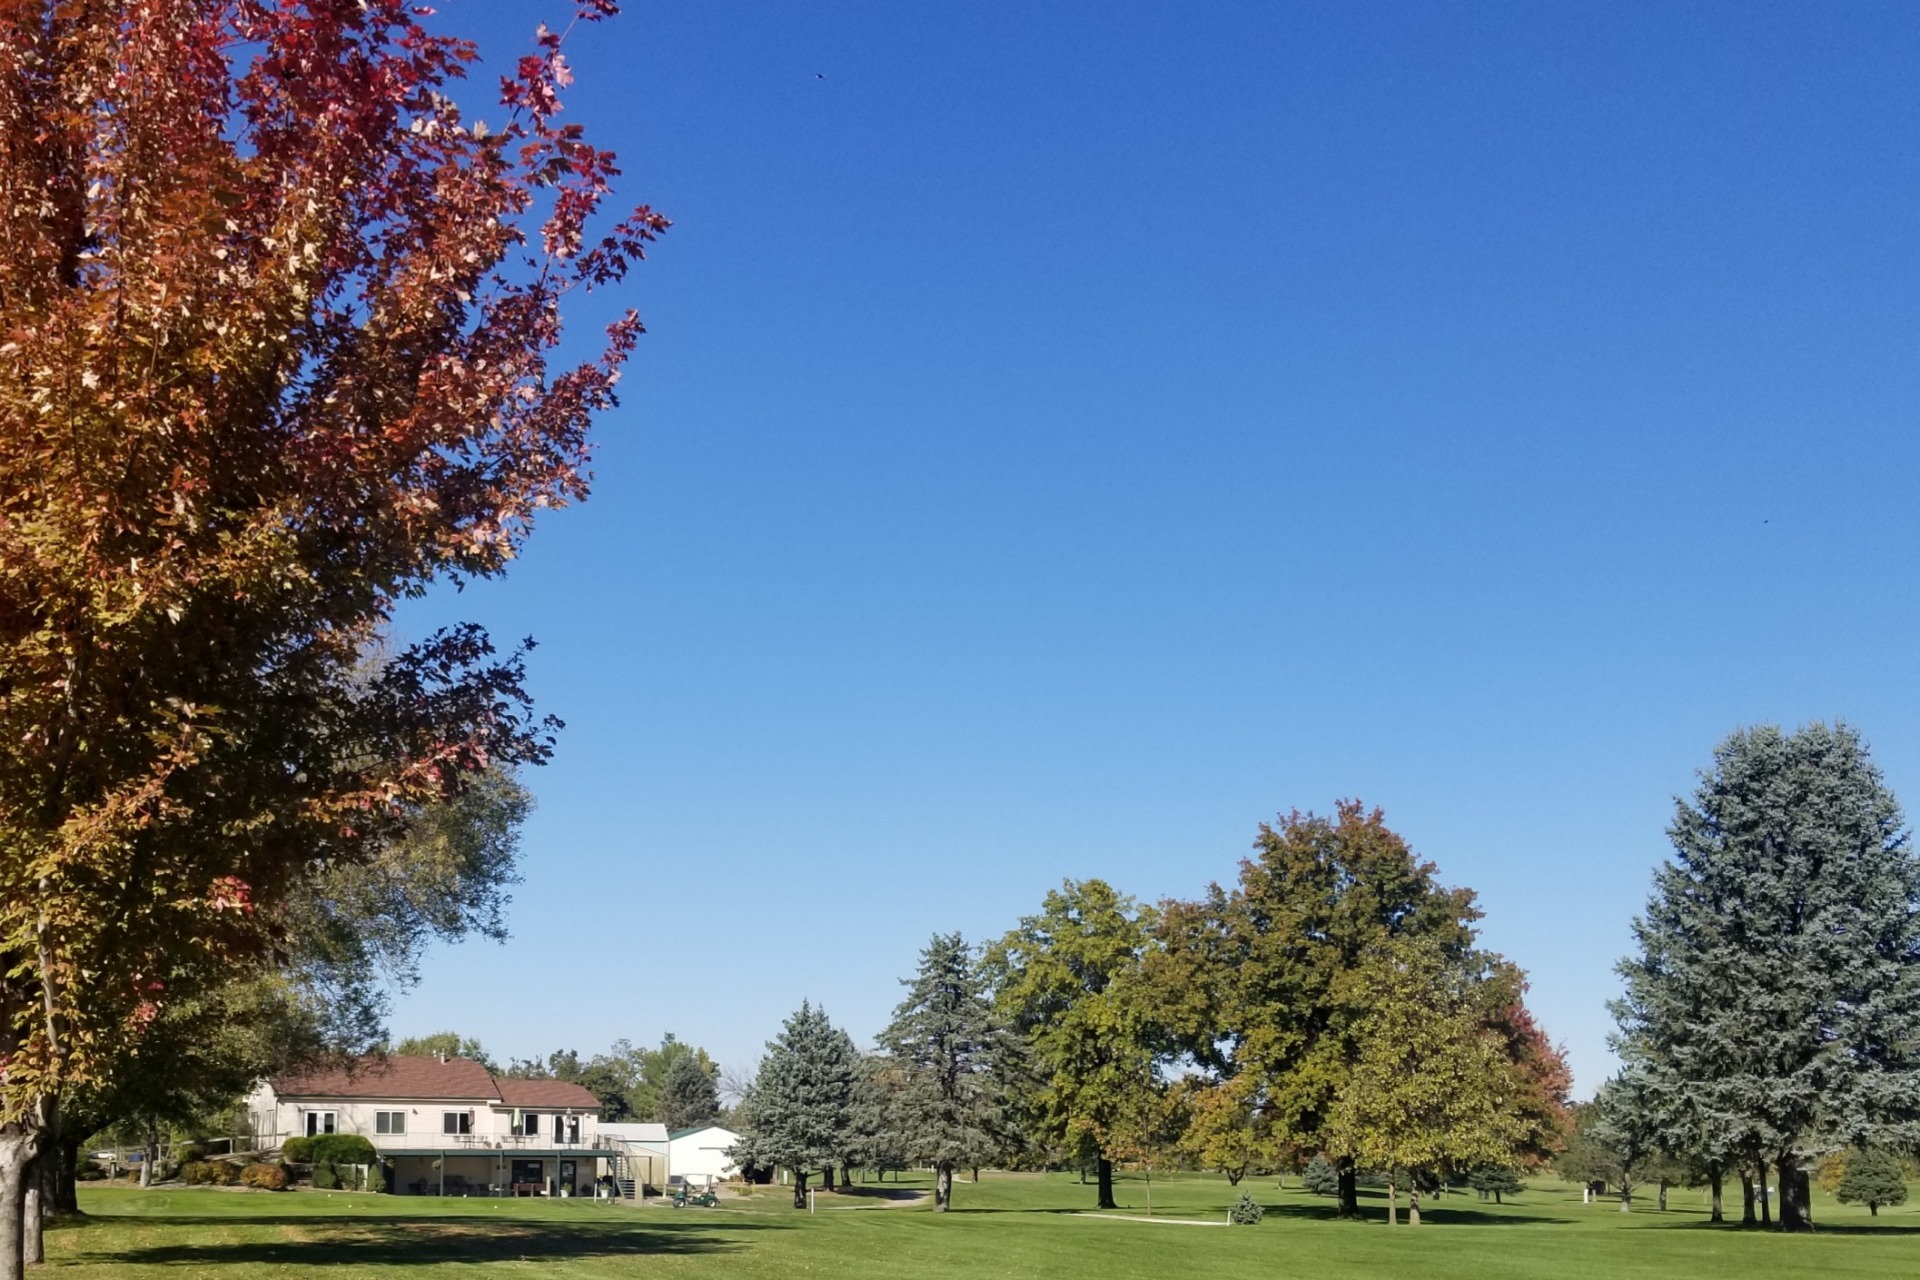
[[375, 1111, 406, 1135], [523, 1112, 540, 1137], [442, 1111, 472, 1136], [305, 1111, 336, 1137], [564, 1116, 580, 1144]]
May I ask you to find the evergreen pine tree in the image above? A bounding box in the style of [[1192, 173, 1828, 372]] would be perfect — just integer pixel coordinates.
[[1835, 1148, 1909, 1216], [877, 933, 1014, 1211], [1614, 724, 1920, 1232], [726, 1002, 857, 1208], [1302, 1154, 1340, 1196], [1467, 1166, 1526, 1204], [846, 1054, 912, 1181], [659, 1053, 720, 1132]]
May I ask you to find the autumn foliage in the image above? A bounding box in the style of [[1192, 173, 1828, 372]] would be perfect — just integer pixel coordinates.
[[0, 0, 660, 1162]]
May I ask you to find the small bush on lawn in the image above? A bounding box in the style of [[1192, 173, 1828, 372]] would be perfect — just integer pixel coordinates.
[[1230, 1193, 1265, 1225], [211, 1161, 241, 1186], [1302, 1155, 1339, 1196], [368, 1161, 388, 1193], [75, 1168, 105, 1182], [241, 1163, 288, 1191], [311, 1163, 338, 1190], [280, 1137, 313, 1164], [180, 1162, 215, 1186]]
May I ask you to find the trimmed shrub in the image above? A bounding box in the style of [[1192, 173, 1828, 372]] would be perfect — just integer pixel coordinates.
[[180, 1162, 216, 1185], [75, 1168, 106, 1182], [306, 1134, 377, 1167], [311, 1163, 339, 1190], [211, 1161, 242, 1186], [1230, 1192, 1264, 1225], [241, 1163, 288, 1191], [368, 1161, 388, 1193], [1302, 1155, 1339, 1196], [280, 1137, 313, 1164]]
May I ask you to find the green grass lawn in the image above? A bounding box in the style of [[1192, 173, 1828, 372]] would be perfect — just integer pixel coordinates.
[[49, 1171, 1917, 1278]]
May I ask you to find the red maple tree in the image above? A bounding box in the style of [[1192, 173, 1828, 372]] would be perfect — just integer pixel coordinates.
[[0, 2, 662, 1268]]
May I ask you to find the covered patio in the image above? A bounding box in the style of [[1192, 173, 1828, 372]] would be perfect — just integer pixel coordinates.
[[385, 1147, 610, 1198]]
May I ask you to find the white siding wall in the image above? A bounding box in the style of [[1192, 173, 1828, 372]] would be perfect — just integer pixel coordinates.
[[667, 1127, 741, 1185], [247, 1086, 600, 1153]]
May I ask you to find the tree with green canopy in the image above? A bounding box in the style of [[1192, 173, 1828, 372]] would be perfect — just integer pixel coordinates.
[[1150, 802, 1565, 1217], [728, 1003, 857, 1208], [660, 1052, 721, 1132], [393, 1033, 497, 1071], [52, 764, 529, 1238], [1323, 936, 1523, 1226], [986, 879, 1163, 1210], [1612, 723, 1920, 1232], [1835, 1148, 1909, 1216], [876, 933, 1014, 1210]]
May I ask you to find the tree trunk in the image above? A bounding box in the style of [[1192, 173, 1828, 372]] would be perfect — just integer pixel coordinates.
[[1708, 1165, 1723, 1224], [1095, 1157, 1116, 1210], [934, 1164, 952, 1213], [19, 1176, 37, 1268], [54, 1129, 77, 1219], [1494, 1190, 1503, 1205], [1408, 1180, 1420, 1227], [1658, 1178, 1668, 1212], [1869, 1203, 1878, 1217], [1335, 1157, 1359, 1219], [791, 1170, 809, 1210], [970, 1167, 977, 1183], [1775, 1158, 1809, 1233], [1386, 1176, 1398, 1227], [1619, 1178, 1631, 1212], [0, 1122, 44, 1280], [822, 1166, 835, 1192], [1226, 1169, 1242, 1187], [1758, 1161, 1771, 1227], [1740, 1170, 1755, 1225]]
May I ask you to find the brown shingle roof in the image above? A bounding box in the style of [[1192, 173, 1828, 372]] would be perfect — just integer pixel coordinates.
[[271, 1055, 501, 1101], [494, 1078, 602, 1110]]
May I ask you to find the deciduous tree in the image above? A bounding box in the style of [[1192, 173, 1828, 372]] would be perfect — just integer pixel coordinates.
[[986, 880, 1161, 1210], [1153, 803, 1514, 1217], [1323, 937, 1521, 1226], [0, 2, 661, 1272]]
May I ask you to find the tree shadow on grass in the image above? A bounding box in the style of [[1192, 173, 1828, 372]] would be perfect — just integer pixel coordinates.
[[1637, 1218, 1920, 1237], [826, 1186, 926, 1203], [971, 1189, 1572, 1228], [62, 1214, 783, 1268]]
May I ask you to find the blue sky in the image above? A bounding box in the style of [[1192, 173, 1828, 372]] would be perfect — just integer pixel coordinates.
[[391, 0, 1920, 1096]]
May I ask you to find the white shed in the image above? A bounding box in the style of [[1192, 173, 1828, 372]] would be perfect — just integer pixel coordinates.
[[666, 1125, 740, 1186]]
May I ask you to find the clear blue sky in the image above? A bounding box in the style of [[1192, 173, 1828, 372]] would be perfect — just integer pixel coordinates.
[[391, 0, 1920, 1097]]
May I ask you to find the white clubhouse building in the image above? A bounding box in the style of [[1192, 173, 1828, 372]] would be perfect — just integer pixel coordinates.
[[247, 1055, 631, 1197]]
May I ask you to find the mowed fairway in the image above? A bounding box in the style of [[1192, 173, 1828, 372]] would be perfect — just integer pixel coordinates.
[[50, 1172, 1917, 1279]]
